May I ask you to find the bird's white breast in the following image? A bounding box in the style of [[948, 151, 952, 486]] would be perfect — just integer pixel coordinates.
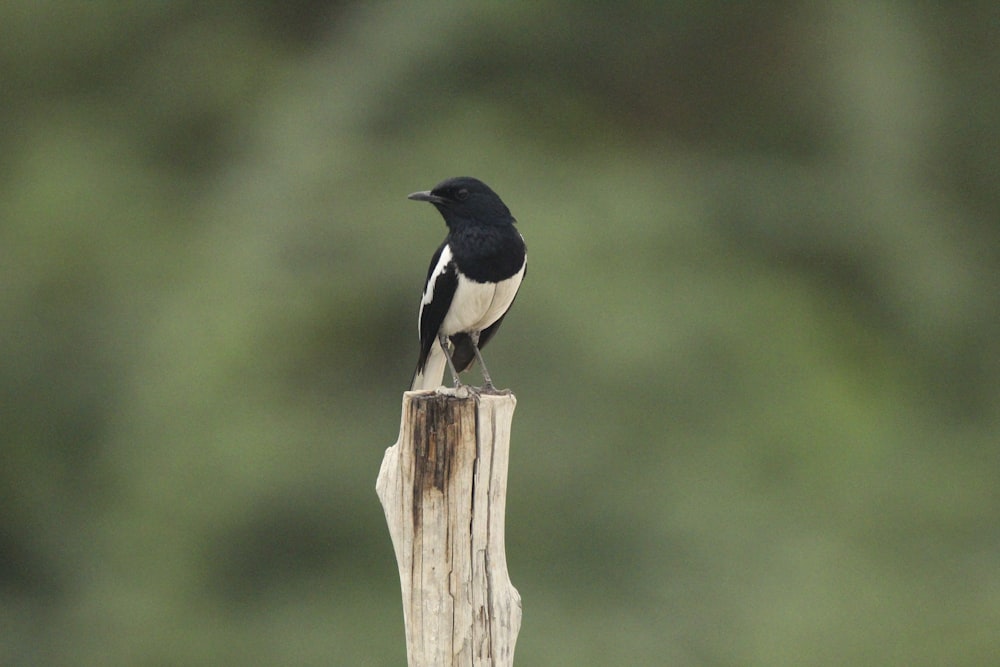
[[440, 259, 525, 335]]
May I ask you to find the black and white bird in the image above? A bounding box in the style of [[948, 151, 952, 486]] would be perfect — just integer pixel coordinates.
[[408, 177, 527, 392]]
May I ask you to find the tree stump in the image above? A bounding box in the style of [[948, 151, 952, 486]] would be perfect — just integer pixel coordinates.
[[376, 389, 522, 667]]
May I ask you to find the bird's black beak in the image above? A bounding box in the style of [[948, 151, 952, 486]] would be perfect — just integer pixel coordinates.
[[407, 190, 444, 204]]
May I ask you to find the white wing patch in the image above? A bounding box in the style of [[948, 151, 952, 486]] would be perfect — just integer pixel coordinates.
[[419, 245, 454, 335]]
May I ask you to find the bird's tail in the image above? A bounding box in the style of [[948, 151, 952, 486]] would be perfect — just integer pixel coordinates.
[[410, 343, 448, 391]]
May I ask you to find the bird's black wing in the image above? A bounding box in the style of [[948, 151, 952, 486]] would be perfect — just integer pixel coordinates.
[[414, 241, 457, 374]]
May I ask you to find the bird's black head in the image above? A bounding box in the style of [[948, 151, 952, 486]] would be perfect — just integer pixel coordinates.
[[408, 177, 515, 227]]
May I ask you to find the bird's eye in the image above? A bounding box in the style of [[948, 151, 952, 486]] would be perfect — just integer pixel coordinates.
[[455, 188, 469, 201]]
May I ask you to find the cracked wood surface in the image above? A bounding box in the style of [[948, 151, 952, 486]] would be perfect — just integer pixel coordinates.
[[377, 390, 522, 667]]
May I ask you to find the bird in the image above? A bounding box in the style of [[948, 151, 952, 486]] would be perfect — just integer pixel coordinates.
[[407, 177, 527, 393]]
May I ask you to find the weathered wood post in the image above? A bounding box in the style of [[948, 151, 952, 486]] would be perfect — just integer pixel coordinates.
[[376, 389, 522, 667]]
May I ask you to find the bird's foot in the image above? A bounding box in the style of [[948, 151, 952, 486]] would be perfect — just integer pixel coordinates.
[[435, 384, 472, 399], [450, 376, 471, 399], [475, 383, 511, 395]]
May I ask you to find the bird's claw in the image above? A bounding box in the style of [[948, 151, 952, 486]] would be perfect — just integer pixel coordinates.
[[476, 384, 510, 395]]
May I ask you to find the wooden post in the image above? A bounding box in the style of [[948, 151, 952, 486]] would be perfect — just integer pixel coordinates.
[[376, 389, 522, 667]]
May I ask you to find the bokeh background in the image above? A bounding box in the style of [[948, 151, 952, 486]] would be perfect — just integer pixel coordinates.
[[3, 2, 999, 665]]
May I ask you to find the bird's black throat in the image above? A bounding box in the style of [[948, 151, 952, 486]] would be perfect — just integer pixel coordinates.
[[447, 223, 526, 284]]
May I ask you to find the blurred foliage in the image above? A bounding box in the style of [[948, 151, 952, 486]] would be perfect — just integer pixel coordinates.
[[2, 1, 999, 665]]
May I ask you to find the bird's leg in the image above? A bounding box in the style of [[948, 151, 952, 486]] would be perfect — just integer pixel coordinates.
[[438, 332, 463, 388], [469, 331, 496, 392]]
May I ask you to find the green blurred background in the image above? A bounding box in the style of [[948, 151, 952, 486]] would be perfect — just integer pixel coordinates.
[[3, 2, 999, 665]]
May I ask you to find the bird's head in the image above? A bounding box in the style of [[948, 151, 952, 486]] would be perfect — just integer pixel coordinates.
[[408, 177, 515, 227]]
